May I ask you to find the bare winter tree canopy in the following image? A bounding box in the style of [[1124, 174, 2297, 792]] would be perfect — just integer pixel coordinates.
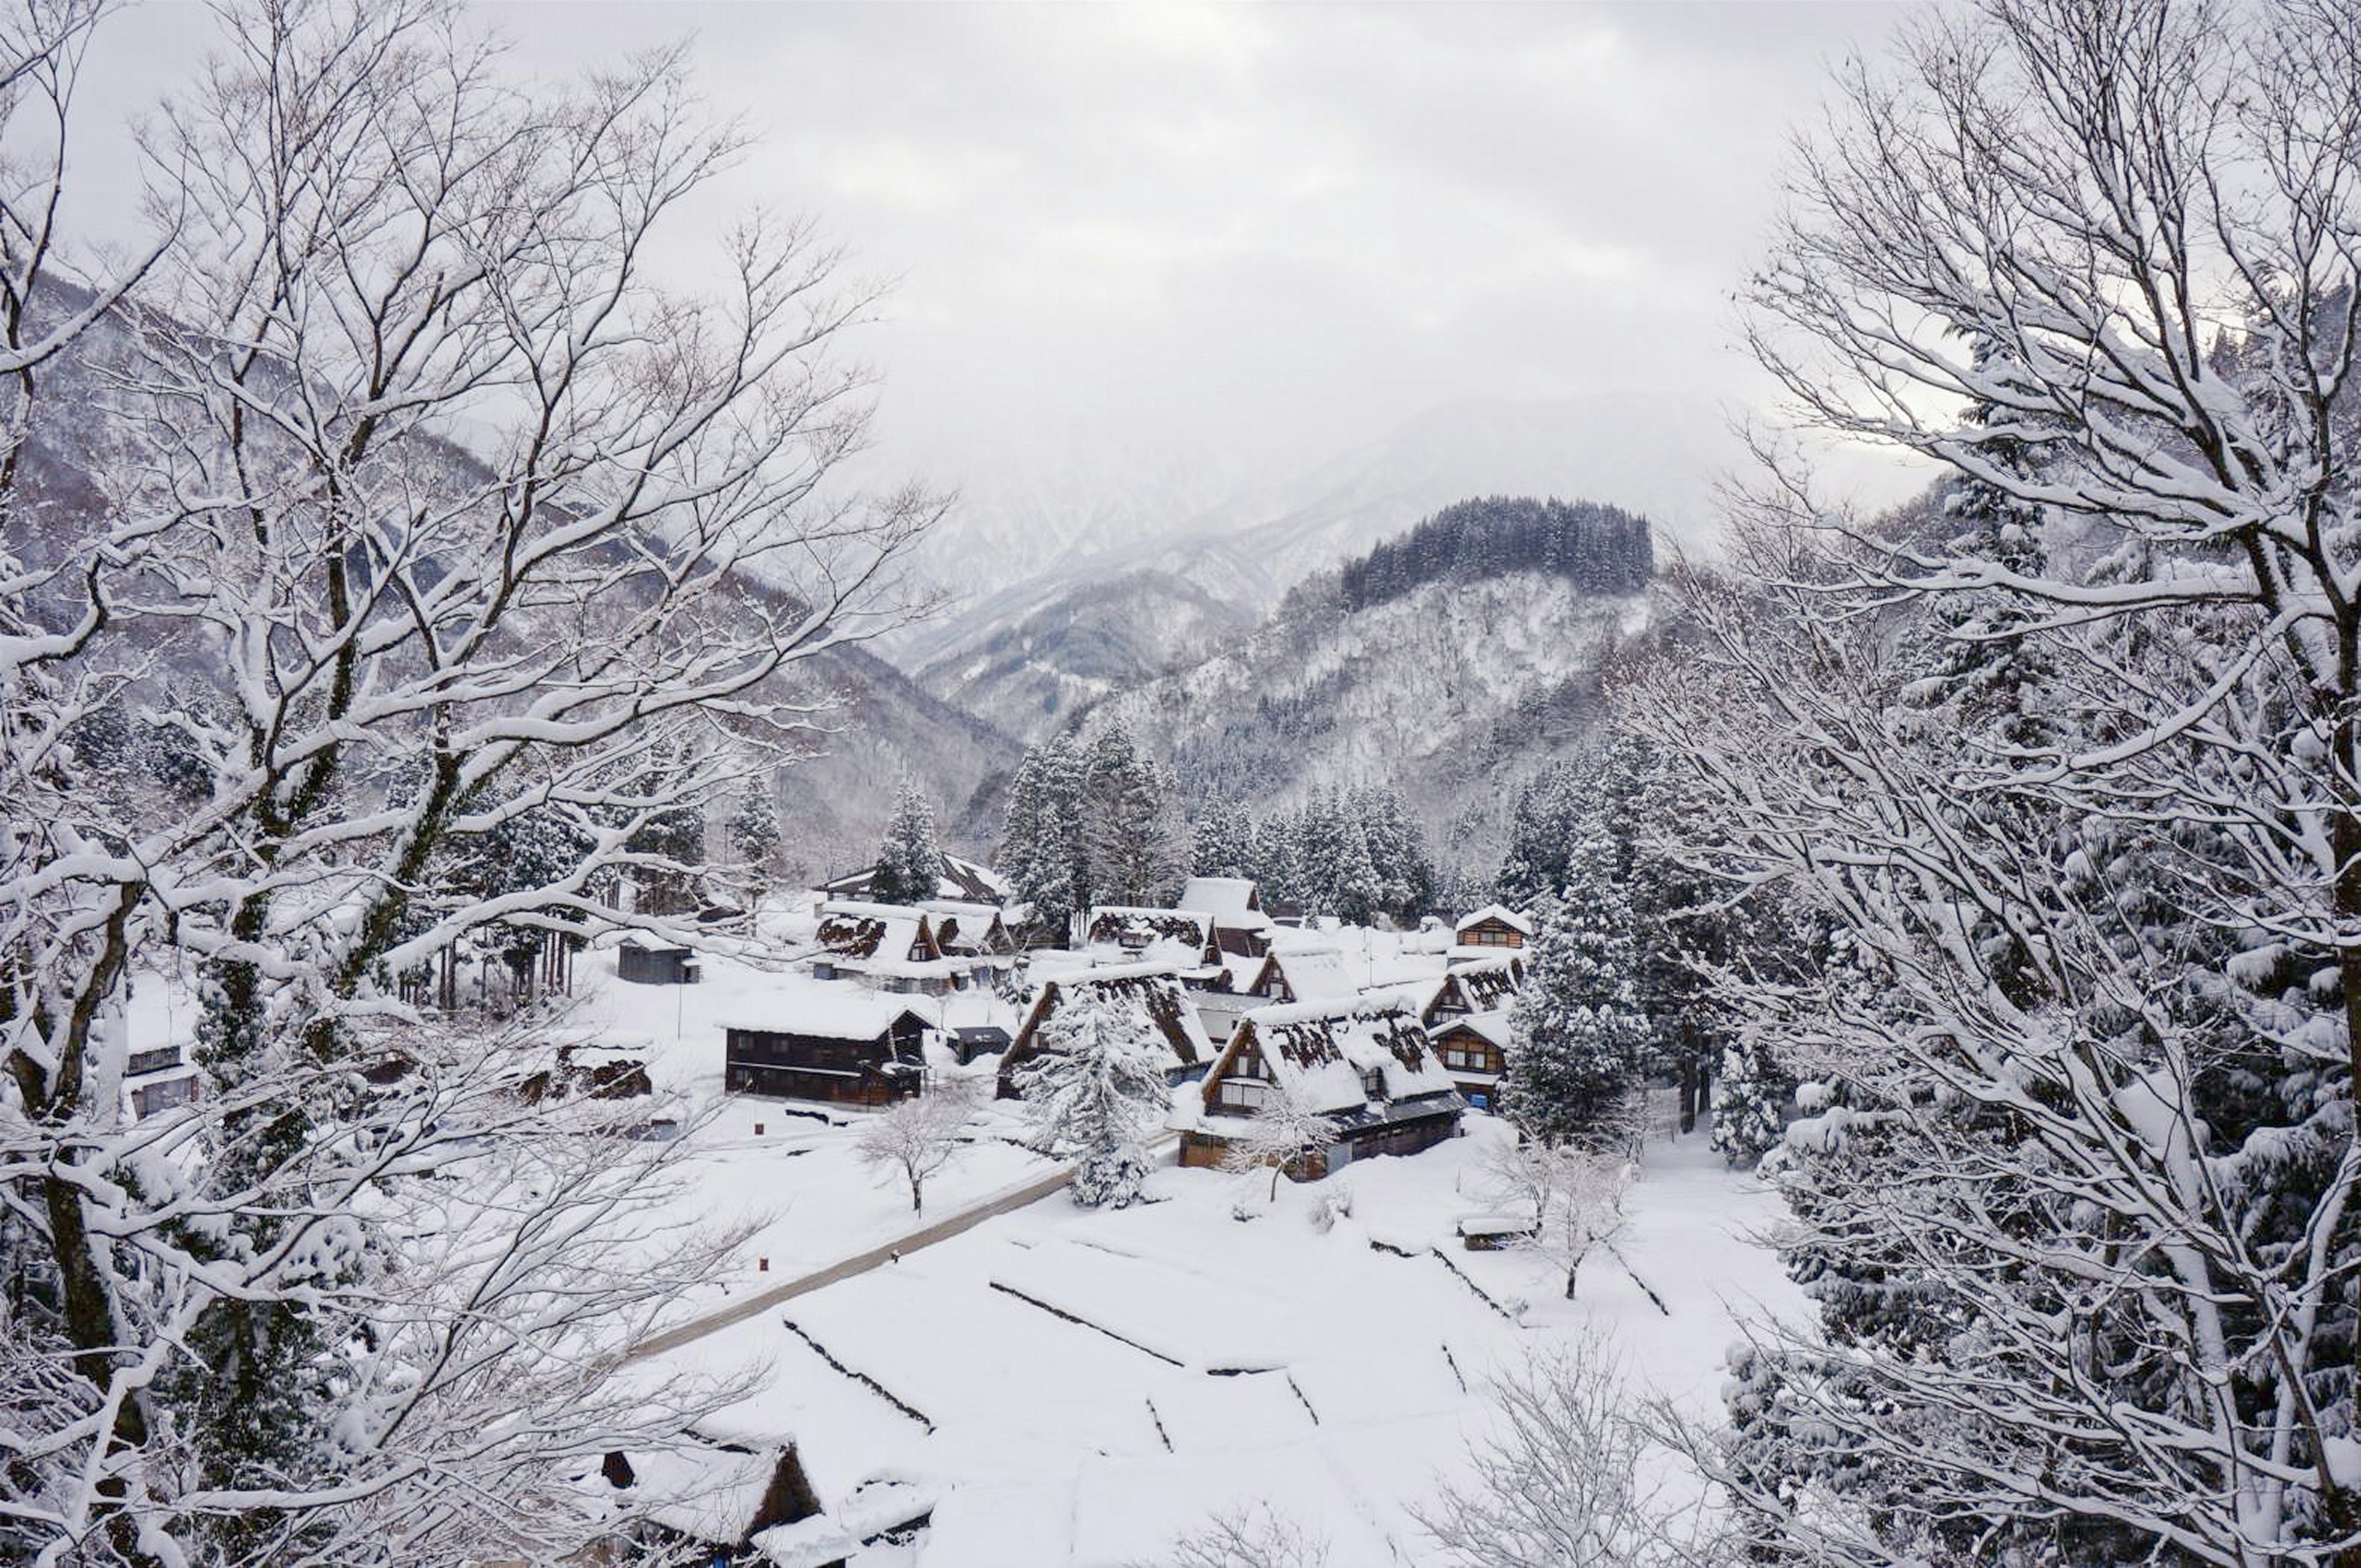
[[0, 0, 933, 1560], [1618, 0, 2361, 1562]]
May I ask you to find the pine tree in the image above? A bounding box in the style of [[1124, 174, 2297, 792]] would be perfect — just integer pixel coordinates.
[[1332, 810, 1383, 928], [1501, 825, 1650, 1146], [1497, 762, 1590, 907], [871, 778, 944, 904], [1014, 988, 1173, 1208], [1708, 1035, 1787, 1166], [1084, 726, 1179, 905], [725, 773, 783, 888]]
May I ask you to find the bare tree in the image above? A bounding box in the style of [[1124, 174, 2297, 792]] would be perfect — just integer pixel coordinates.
[[1610, 0, 2361, 1559], [855, 1080, 980, 1214], [1217, 1087, 1339, 1202], [1479, 1129, 1634, 1301], [1416, 1334, 1730, 1568], [1152, 1502, 1332, 1568], [0, 0, 933, 1560]]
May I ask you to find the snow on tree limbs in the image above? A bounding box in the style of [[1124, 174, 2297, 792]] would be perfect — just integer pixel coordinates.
[[1620, 1, 2361, 1559], [0, 3, 933, 1561]]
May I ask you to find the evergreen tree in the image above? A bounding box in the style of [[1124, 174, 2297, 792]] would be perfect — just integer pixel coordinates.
[[1014, 988, 1172, 1209], [1501, 825, 1650, 1146], [724, 773, 783, 889], [1708, 1034, 1788, 1167], [1190, 797, 1256, 880], [1497, 762, 1590, 906], [1085, 726, 1180, 905], [871, 778, 944, 904], [1332, 810, 1383, 928]]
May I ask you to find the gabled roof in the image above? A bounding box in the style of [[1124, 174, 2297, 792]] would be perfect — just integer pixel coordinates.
[[1455, 903, 1534, 937], [722, 993, 933, 1044], [1418, 953, 1525, 1019], [1005, 963, 1217, 1078], [1203, 994, 1459, 1119], [1430, 1010, 1513, 1050], [814, 902, 941, 964], [816, 854, 1010, 907], [1178, 876, 1270, 928], [1271, 947, 1357, 1004], [1083, 906, 1219, 965]]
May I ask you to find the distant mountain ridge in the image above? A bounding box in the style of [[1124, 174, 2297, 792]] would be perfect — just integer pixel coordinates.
[[902, 392, 1734, 741]]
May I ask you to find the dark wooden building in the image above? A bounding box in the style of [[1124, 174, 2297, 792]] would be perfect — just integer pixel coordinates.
[[724, 1000, 933, 1107], [618, 940, 700, 985]]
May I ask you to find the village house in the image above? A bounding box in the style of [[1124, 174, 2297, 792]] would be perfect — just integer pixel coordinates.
[[815, 853, 1011, 908], [997, 963, 1222, 1098], [723, 995, 934, 1107], [1414, 953, 1523, 1109], [1450, 904, 1533, 964], [1176, 875, 1276, 958], [615, 938, 698, 985], [1181, 995, 1465, 1178], [1080, 905, 1222, 971], [809, 900, 962, 996], [124, 1044, 200, 1120], [1221, 944, 1358, 1005], [584, 1432, 934, 1568]]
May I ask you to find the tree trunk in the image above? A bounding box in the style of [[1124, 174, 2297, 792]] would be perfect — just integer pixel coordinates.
[[1677, 1054, 1698, 1135]]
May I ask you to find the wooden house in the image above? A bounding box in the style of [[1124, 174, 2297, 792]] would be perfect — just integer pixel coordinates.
[[724, 996, 933, 1106], [998, 963, 1220, 1098], [124, 1044, 200, 1120], [1418, 953, 1524, 1025], [1082, 906, 1221, 969], [1428, 1013, 1511, 1111], [1177, 876, 1275, 958], [617, 940, 699, 986], [816, 853, 1011, 907], [1450, 904, 1533, 962], [921, 900, 1016, 957], [810, 900, 961, 996], [1221, 945, 1356, 1006], [1181, 995, 1465, 1178]]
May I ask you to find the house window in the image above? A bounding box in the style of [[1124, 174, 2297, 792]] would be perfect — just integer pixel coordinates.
[[1217, 1078, 1272, 1111], [1361, 1068, 1385, 1100]]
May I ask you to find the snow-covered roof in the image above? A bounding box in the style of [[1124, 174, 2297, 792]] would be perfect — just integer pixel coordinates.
[[721, 991, 933, 1041], [1008, 963, 1218, 1075], [1178, 877, 1270, 929], [1207, 994, 1460, 1118], [593, 1439, 798, 1549], [1271, 947, 1357, 1004], [1455, 904, 1533, 936], [1430, 1010, 1513, 1049], [814, 903, 939, 964]]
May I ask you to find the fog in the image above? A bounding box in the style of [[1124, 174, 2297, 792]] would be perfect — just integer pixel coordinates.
[[55, 1, 1924, 561]]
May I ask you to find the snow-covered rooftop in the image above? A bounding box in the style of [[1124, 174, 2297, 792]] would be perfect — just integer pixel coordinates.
[[1454, 903, 1533, 936]]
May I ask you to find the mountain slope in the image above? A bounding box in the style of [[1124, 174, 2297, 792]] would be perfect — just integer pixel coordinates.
[[901, 393, 1728, 739], [1084, 567, 1650, 875]]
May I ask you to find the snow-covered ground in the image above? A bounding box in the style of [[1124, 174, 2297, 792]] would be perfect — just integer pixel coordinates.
[[120, 939, 1800, 1564], [566, 944, 1799, 1565]]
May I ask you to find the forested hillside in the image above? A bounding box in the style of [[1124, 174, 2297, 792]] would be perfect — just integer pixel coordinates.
[[1075, 497, 1654, 881]]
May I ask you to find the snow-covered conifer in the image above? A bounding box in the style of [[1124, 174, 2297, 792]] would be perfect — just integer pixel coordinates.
[[1013, 988, 1172, 1208], [1501, 827, 1650, 1146], [871, 778, 945, 904]]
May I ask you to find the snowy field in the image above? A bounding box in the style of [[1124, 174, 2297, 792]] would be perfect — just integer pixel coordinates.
[[119, 942, 1800, 1564], [562, 945, 1799, 1566]]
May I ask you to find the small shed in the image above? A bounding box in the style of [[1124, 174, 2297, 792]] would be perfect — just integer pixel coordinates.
[[949, 1025, 1013, 1065], [618, 940, 699, 985]]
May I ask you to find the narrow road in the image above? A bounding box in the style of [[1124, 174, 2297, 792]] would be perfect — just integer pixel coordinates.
[[625, 1131, 1181, 1363]]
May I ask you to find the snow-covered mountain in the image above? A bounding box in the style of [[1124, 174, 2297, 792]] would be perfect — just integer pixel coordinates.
[[1083, 565, 1651, 877], [899, 392, 1735, 740]]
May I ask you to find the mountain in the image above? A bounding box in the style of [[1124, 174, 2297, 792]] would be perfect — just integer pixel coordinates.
[[7, 281, 1022, 886], [899, 392, 1737, 740], [1080, 554, 1651, 879]]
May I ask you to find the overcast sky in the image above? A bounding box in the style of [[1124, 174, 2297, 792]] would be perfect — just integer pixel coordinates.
[[71, 1, 1918, 509]]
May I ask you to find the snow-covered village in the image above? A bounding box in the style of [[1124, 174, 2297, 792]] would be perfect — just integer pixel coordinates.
[[9, 1, 2361, 1565]]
